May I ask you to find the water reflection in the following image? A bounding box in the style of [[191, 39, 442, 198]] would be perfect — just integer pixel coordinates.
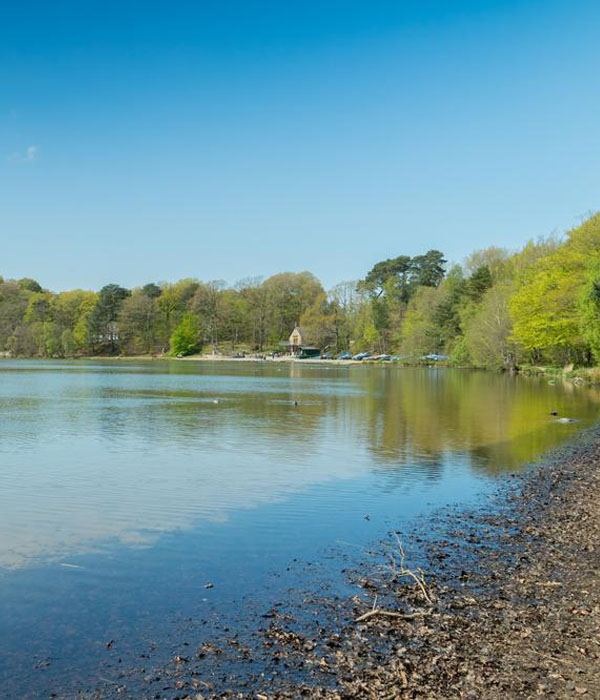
[[350, 368, 598, 470], [0, 360, 597, 570]]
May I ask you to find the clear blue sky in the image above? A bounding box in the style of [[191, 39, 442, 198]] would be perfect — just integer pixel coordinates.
[[1, 0, 599, 291]]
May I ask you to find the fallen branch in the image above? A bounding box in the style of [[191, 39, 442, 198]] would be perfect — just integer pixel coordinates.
[[355, 608, 425, 623], [355, 591, 429, 623], [389, 533, 434, 605]]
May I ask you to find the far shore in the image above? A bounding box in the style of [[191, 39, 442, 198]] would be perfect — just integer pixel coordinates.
[[4, 354, 600, 385], [1, 352, 365, 366], [174, 353, 361, 365]]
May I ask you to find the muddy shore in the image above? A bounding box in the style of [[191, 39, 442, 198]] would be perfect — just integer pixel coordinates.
[[74, 425, 600, 699]]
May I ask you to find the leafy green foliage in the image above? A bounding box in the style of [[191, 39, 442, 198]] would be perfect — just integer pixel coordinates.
[[88, 284, 131, 353], [400, 287, 442, 357], [359, 250, 447, 302], [509, 214, 600, 363], [170, 313, 201, 356], [467, 265, 493, 301], [1, 213, 600, 367], [465, 284, 515, 369], [17, 278, 43, 293], [141, 283, 162, 299], [579, 257, 600, 363], [411, 250, 447, 288], [358, 256, 412, 299]]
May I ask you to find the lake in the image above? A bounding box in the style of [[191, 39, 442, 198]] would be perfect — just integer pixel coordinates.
[[0, 359, 598, 697]]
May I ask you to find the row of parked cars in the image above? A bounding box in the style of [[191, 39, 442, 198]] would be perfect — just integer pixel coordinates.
[[319, 352, 451, 362], [326, 352, 402, 361]]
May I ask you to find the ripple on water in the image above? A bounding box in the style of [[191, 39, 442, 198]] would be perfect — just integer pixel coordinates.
[[0, 360, 599, 694]]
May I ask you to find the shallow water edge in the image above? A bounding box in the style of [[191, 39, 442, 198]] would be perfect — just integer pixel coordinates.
[[39, 420, 600, 699]]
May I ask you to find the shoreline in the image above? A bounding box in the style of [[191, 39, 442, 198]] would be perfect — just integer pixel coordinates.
[[3, 355, 600, 385], [76, 423, 600, 698], [0, 353, 362, 366]]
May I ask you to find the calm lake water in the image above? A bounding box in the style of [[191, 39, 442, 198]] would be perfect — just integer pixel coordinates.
[[0, 359, 598, 696]]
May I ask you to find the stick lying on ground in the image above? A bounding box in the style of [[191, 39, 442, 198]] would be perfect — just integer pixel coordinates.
[[389, 533, 434, 606], [354, 565, 434, 624], [355, 608, 427, 623]]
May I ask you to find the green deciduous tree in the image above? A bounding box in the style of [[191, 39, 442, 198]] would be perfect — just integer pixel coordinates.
[[400, 287, 443, 357], [578, 257, 600, 363], [509, 213, 600, 364], [262, 272, 324, 346], [119, 290, 159, 354], [464, 283, 515, 369], [509, 253, 583, 362], [170, 313, 201, 356]]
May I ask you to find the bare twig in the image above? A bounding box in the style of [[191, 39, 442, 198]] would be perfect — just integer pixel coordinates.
[[355, 608, 426, 623], [389, 533, 434, 605]]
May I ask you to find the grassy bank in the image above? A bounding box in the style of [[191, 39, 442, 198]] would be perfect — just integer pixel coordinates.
[[518, 364, 600, 385]]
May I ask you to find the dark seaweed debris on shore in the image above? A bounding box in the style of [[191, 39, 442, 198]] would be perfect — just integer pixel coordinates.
[[81, 428, 600, 699]]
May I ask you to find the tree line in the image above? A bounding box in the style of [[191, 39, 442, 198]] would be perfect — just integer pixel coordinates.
[[2, 211, 600, 368]]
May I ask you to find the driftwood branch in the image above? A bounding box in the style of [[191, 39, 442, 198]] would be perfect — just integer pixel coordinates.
[[355, 579, 431, 623], [355, 608, 425, 623], [389, 533, 434, 605], [354, 534, 435, 623]]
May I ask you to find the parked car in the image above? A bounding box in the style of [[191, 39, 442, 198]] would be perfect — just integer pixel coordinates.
[[352, 352, 371, 360], [338, 352, 353, 360], [320, 353, 334, 359]]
